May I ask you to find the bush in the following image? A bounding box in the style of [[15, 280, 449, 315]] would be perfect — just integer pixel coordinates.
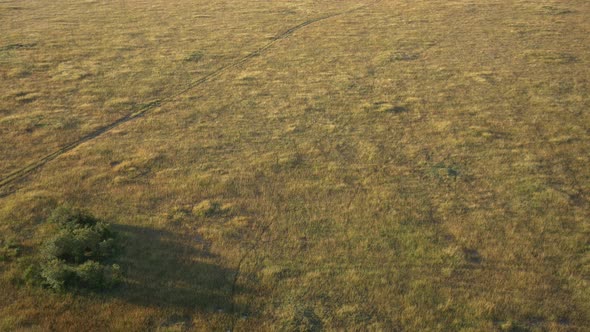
[[75, 261, 120, 290], [37, 259, 120, 291], [48, 206, 100, 229], [25, 206, 122, 292], [42, 221, 118, 264], [39, 258, 75, 291]]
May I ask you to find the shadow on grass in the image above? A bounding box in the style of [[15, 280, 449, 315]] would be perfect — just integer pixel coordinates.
[[108, 224, 237, 312]]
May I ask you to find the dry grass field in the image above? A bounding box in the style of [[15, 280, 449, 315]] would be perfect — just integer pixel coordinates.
[[1, 0, 589, 330]]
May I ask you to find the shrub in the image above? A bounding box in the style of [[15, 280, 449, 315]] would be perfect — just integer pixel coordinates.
[[185, 51, 203, 62], [42, 221, 118, 264], [25, 206, 122, 292], [48, 205, 100, 229], [39, 258, 75, 291], [74, 261, 121, 290]]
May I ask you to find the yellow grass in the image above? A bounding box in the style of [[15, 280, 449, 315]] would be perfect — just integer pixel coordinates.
[[1, 0, 589, 330]]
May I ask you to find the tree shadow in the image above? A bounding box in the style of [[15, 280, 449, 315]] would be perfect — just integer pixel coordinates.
[[107, 224, 239, 312]]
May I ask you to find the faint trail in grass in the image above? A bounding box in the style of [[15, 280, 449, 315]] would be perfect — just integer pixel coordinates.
[[0, 1, 378, 194]]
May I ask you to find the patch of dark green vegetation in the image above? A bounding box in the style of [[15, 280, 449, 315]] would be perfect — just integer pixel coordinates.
[[387, 105, 409, 113], [16, 96, 37, 104], [373, 101, 410, 114], [431, 162, 460, 180], [185, 51, 204, 62], [22, 206, 123, 292], [541, 6, 574, 15], [271, 153, 304, 173], [462, 248, 481, 264], [390, 52, 420, 61], [0, 43, 37, 52], [555, 53, 578, 64]]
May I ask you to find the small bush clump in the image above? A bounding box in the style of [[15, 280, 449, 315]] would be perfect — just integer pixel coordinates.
[[25, 206, 122, 292]]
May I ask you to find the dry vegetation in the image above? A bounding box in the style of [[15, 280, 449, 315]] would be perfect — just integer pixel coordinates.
[[1, 0, 589, 330]]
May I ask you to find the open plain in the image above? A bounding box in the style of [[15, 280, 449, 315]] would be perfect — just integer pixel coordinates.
[[1, 0, 589, 330]]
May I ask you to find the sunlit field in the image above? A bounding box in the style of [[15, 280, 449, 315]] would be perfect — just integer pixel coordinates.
[[1, 0, 589, 330]]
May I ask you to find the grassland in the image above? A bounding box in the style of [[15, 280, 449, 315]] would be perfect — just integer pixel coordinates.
[[1, 0, 589, 330]]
